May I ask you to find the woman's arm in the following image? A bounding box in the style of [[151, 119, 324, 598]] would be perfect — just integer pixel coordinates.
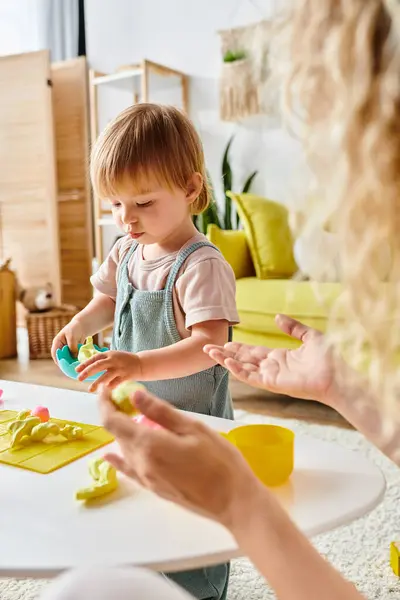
[[327, 378, 400, 464], [206, 314, 400, 466], [99, 388, 366, 600], [230, 484, 363, 600]]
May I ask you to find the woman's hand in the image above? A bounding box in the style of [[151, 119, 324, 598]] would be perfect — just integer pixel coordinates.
[[205, 314, 335, 404], [99, 386, 263, 529], [99, 386, 365, 600], [76, 351, 142, 393]]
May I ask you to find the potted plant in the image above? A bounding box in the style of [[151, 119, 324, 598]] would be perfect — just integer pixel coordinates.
[[194, 136, 257, 233]]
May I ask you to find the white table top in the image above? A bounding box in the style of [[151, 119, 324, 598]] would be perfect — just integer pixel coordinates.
[[0, 380, 386, 579]]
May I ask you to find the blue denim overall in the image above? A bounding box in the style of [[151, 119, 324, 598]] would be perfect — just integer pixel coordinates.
[[111, 240, 232, 599]]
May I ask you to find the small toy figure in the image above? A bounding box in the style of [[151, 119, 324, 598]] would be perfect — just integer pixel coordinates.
[[17, 282, 54, 313]]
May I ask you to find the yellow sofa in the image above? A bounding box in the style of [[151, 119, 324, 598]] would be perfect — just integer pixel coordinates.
[[207, 225, 341, 349]]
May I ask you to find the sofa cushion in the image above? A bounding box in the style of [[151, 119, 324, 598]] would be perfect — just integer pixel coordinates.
[[207, 224, 254, 279], [236, 278, 342, 335], [229, 192, 297, 279]]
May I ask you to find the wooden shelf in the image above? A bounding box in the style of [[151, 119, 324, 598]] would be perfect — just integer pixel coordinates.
[[92, 67, 143, 85]]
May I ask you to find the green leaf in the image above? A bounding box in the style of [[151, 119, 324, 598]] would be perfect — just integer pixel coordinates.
[[236, 208, 241, 229], [242, 170, 258, 194], [222, 136, 234, 230], [197, 201, 221, 234], [225, 195, 232, 230], [223, 50, 247, 63], [209, 201, 222, 228], [236, 171, 258, 227], [222, 136, 234, 193]]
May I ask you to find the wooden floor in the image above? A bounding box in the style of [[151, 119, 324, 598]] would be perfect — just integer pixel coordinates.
[[0, 330, 350, 429]]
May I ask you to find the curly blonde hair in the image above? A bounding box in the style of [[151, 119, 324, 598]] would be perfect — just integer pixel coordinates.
[[281, 0, 400, 423]]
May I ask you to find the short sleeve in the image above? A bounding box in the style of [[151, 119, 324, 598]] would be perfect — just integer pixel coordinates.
[[90, 237, 127, 299], [176, 257, 240, 330]]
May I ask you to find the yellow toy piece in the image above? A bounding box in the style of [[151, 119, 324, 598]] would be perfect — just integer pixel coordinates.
[[111, 381, 145, 414], [16, 409, 32, 421], [7, 409, 32, 432], [0, 409, 114, 474], [391, 542, 400, 576], [8, 416, 84, 447], [10, 417, 41, 447], [77, 336, 102, 363], [60, 424, 84, 440], [76, 457, 118, 501], [22, 422, 61, 444]]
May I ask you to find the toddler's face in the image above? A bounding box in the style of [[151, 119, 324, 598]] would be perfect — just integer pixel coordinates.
[[109, 177, 194, 245]]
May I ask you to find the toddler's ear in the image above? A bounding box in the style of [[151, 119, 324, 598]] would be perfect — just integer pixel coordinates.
[[186, 173, 203, 202]]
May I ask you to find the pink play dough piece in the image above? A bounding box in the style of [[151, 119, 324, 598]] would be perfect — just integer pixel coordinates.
[[132, 414, 162, 430], [31, 405, 50, 422], [0, 389, 3, 407]]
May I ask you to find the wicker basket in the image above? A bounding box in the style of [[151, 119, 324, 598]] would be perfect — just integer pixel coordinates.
[[26, 305, 79, 359]]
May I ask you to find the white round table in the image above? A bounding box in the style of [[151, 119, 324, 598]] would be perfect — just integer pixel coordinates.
[[0, 380, 386, 578]]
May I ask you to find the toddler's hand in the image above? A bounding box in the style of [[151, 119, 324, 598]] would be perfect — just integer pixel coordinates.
[[76, 351, 142, 393], [51, 319, 87, 364]]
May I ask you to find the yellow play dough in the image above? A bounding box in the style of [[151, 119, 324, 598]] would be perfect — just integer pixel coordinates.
[[111, 381, 145, 414], [10, 416, 41, 447], [16, 409, 31, 421], [7, 416, 84, 447], [76, 457, 118, 501], [60, 424, 84, 440], [25, 422, 60, 443], [77, 336, 102, 363]]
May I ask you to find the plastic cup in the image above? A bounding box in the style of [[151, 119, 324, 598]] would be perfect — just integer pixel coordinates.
[[227, 424, 294, 487]]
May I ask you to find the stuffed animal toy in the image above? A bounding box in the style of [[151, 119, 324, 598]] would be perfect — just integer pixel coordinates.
[[17, 282, 54, 313]]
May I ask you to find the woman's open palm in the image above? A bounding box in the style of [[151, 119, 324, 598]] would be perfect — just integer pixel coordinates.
[[205, 314, 334, 403]]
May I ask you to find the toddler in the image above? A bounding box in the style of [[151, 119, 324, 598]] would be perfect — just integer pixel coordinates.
[[52, 103, 239, 600]]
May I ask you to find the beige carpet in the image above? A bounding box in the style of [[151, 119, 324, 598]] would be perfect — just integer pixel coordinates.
[[0, 410, 397, 599]]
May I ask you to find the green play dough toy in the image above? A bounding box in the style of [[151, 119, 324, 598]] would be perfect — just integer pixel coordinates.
[[111, 381, 145, 414], [77, 336, 102, 363]]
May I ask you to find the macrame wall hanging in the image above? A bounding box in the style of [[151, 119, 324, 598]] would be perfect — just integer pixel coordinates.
[[218, 19, 272, 122]]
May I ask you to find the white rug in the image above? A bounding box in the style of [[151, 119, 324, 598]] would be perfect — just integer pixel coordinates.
[[1, 411, 399, 600]]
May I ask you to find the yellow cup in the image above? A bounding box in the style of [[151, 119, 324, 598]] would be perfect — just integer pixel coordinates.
[[226, 424, 294, 487]]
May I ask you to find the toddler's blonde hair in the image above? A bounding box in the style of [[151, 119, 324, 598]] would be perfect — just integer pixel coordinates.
[[91, 103, 210, 215]]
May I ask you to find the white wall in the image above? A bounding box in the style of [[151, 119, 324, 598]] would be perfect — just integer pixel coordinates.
[[84, 0, 306, 219], [0, 1, 44, 56]]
